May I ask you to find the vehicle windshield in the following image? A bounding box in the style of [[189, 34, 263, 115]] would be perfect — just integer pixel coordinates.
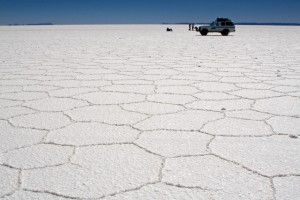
[[226, 22, 234, 26]]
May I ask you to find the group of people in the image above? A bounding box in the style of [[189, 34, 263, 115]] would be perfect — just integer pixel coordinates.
[[189, 23, 199, 31], [188, 23, 195, 31]]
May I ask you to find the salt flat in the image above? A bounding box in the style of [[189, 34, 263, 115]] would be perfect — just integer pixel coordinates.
[[0, 25, 300, 199]]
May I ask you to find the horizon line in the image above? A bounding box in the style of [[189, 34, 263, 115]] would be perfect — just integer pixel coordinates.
[[2, 22, 300, 26]]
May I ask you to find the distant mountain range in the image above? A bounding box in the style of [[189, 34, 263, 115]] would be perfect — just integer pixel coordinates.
[[163, 22, 300, 26], [5, 22, 300, 26], [8, 23, 54, 26]]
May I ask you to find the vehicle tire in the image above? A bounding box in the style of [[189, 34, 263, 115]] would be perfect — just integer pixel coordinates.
[[200, 29, 208, 36], [221, 29, 229, 36]]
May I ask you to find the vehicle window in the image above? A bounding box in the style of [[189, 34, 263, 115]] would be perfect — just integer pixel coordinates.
[[221, 22, 225, 26], [226, 22, 234, 26]]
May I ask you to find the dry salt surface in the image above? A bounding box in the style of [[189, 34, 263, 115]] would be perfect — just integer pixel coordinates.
[[0, 25, 300, 200]]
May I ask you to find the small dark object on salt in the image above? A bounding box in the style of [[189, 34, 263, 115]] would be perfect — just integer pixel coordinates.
[[289, 135, 298, 139]]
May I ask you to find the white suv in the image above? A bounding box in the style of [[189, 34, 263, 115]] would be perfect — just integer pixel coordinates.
[[199, 18, 235, 36]]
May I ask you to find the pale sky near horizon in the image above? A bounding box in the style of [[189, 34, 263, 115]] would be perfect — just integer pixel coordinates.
[[1, 0, 300, 25]]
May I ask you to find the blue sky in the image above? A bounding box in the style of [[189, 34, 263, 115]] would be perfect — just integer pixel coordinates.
[[0, 0, 300, 24]]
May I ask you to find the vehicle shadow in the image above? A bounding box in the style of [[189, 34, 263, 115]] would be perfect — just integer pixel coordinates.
[[195, 35, 234, 37]]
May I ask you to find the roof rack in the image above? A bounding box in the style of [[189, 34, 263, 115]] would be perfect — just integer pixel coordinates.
[[216, 18, 231, 22]]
